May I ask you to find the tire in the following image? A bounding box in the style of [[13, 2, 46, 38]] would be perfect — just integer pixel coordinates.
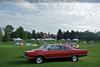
[[34, 56, 44, 64], [71, 56, 78, 62]]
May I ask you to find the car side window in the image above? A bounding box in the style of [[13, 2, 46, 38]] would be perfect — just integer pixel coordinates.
[[62, 46, 67, 50], [52, 45, 63, 50]]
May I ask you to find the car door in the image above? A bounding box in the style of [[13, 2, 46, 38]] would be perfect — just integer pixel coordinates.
[[54, 45, 72, 58], [63, 46, 74, 57], [44, 45, 64, 58], [43, 45, 58, 58], [43, 49, 55, 58], [49, 45, 65, 58]]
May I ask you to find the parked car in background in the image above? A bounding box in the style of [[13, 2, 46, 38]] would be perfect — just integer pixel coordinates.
[[24, 44, 88, 64]]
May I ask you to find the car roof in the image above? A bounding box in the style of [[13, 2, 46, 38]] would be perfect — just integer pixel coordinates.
[[44, 44, 75, 49]]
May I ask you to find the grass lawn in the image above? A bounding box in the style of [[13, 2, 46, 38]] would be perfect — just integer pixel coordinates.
[[0, 41, 100, 67]]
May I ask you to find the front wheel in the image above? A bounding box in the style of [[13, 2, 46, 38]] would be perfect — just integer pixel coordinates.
[[71, 56, 78, 62], [35, 56, 44, 64]]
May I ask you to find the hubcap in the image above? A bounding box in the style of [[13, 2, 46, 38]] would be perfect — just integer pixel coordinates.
[[72, 56, 77, 62], [36, 57, 43, 63]]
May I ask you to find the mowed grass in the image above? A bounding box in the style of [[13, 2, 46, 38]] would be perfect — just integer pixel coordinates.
[[0, 41, 100, 67]]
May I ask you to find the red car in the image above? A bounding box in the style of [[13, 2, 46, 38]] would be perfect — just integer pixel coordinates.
[[24, 44, 88, 63]]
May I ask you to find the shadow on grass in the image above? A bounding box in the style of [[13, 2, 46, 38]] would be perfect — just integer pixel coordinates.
[[6, 60, 34, 65], [17, 55, 25, 59], [6, 58, 73, 65], [46, 58, 71, 63]]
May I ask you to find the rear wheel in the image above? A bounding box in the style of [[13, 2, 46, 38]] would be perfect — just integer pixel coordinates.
[[71, 56, 78, 62], [34, 56, 44, 64]]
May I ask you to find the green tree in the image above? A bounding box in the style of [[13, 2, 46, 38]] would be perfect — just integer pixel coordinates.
[[10, 32, 16, 39], [32, 30, 37, 39], [2, 25, 14, 42], [2, 34, 11, 42], [27, 32, 31, 39], [57, 29, 63, 40], [40, 32, 44, 39], [23, 31, 29, 39], [37, 32, 41, 39], [70, 30, 76, 40], [63, 30, 70, 39], [0, 27, 3, 41], [82, 30, 96, 41], [4, 25, 14, 34], [15, 26, 24, 39], [36, 32, 44, 39]]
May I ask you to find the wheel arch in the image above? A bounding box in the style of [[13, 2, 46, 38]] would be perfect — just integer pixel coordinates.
[[34, 55, 46, 60]]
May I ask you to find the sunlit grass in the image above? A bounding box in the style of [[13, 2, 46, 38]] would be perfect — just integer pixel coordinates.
[[0, 41, 100, 67]]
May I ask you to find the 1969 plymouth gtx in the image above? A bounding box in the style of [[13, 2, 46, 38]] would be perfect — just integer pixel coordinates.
[[24, 44, 88, 63]]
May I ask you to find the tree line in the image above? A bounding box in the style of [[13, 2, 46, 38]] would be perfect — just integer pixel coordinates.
[[57, 29, 100, 41], [0, 25, 100, 42], [0, 25, 55, 42]]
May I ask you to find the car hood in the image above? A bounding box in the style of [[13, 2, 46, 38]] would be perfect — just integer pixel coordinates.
[[25, 49, 42, 53]]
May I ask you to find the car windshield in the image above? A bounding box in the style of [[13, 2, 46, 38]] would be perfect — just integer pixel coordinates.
[[39, 45, 54, 50]]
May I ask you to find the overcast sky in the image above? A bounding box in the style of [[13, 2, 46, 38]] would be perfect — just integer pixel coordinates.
[[0, 0, 100, 33]]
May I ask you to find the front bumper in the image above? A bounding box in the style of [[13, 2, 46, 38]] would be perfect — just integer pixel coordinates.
[[24, 55, 33, 59]]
